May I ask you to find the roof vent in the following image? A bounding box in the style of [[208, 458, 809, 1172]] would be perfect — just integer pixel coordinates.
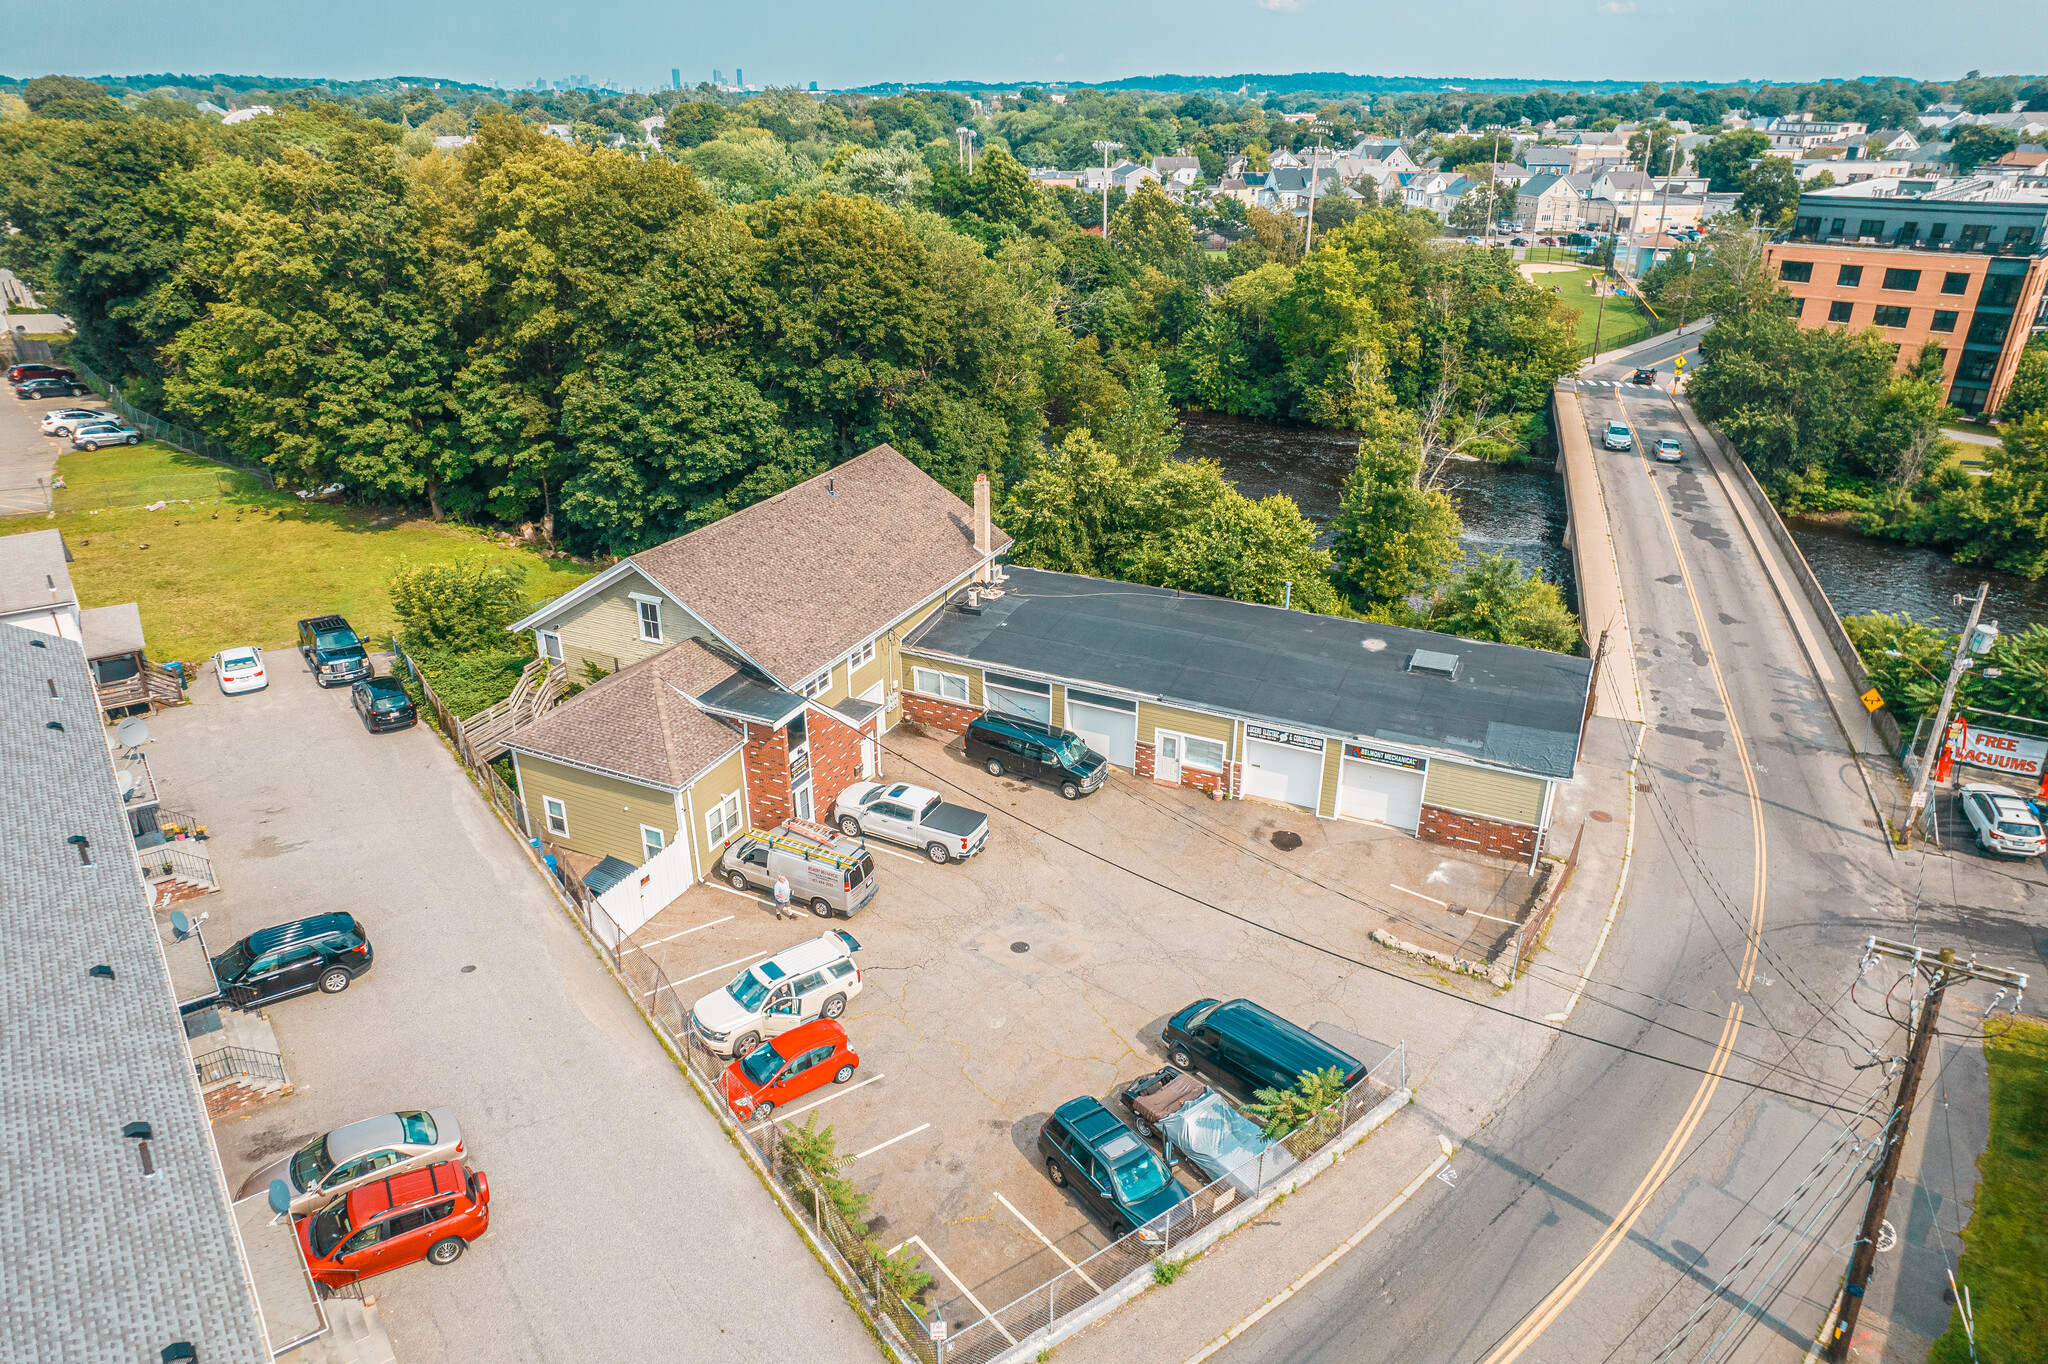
[[124, 1121, 153, 1140], [46, 721, 62, 731], [161, 1347, 197, 1364], [1408, 649, 1461, 679], [89, 964, 114, 981], [29, 637, 46, 648]]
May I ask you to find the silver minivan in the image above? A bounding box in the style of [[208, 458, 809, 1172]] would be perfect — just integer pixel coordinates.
[[717, 821, 879, 918]]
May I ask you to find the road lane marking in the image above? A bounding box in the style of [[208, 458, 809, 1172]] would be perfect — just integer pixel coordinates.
[[1184, 1153, 1450, 1364], [747, 1073, 885, 1131], [892, 1234, 1015, 1345], [1477, 391, 1771, 1364], [994, 1191, 1103, 1291], [646, 950, 767, 995], [851, 1123, 931, 1161], [633, 915, 734, 949]]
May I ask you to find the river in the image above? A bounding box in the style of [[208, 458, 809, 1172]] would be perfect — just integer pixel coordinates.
[[1177, 410, 2048, 636]]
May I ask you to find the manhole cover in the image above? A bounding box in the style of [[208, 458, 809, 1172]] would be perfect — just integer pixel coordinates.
[[1270, 831, 1303, 851], [1010, 942, 1030, 954], [1688, 763, 1709, 775], [461, 964, 477, 974], [1588, 811, 1613, 823]]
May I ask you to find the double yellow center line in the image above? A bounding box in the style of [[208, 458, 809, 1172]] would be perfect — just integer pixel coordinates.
[[1480, 394, 1768, 1363]]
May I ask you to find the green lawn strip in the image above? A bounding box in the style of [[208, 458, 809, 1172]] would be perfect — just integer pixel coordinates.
[[1928, 1017, 2048, 1364], [10, 446, 592, 665], [1529, 266, 1665, 354]]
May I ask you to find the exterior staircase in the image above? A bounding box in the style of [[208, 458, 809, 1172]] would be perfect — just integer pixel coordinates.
[[288, 1298, 397, 1364], [188, 1007, 292, 1119]]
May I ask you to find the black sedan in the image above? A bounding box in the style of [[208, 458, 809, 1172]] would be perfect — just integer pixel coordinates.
[[351, 676, 417, 732]]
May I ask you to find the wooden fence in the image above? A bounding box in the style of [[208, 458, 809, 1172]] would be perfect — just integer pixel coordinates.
[[397, 650, 563, 837]]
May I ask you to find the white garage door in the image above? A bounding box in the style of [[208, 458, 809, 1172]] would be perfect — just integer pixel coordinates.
[[1338, 753, 1426, 830], [1242, 737, 1323, 810], [985, 680, 1052, 724], [1066, 696, 1138, 770]]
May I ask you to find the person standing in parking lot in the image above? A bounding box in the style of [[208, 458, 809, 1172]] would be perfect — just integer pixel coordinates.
[[773, 873, 794, 919]]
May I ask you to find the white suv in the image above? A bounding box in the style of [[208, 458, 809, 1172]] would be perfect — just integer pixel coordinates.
[[1959, 783, 2046, 858], [1603, 420, 1633, 451], [692, 930, 864, 1058]]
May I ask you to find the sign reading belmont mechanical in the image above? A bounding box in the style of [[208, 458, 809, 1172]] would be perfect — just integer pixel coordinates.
[[1949, 722, 2048, 780]]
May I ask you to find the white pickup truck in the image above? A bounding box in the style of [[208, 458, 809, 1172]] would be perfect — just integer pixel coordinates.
[[831, 781, 990, 864]]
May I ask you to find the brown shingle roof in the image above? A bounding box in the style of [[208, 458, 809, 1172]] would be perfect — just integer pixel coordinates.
[[628, 445, 1009, 686], [508, 640, 746, 789]]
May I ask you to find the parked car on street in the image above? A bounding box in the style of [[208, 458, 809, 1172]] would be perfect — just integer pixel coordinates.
[[716, 821, 878, 917], [41, 407, 111, 435], [1038, 1095, 1192, 1244], [298, 614, 372, 686], [248, 1108, 465, 1216], [1510, 236, 1529, 246], [1163, 998, 1365, 1098], [717, 1017, 860, 1122], [215, 646, 267, 694], [300, 1160, 490, 1286], [352, 675, 417, 732], [693, 929, 864, 1058], [19, 375, 88, 400], [1602, 420, 1634, 451], [964, 713, 1108, 800], [210, 912, 373, 1008], [70, 420, 140, 450], [831, 780, 988, 863], [1960, 783, 2047, 857], [1654, 437, 1684, 464]]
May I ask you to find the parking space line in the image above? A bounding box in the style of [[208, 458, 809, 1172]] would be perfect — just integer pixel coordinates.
[[747, 1073, 885, 1131], [867, 844, 924, 863], [1391, 883, 1448, 907], [645, 951, 767, 996], [994, 1191, 1102, 1292], [851, 1123, 930, 1161], [892, 1235, 1015, 1346], [703, 881, 767, 904], [635, 915, 734, 948]]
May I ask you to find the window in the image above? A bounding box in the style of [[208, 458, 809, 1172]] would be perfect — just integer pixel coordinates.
[[1183, 736, 1227, 772], [1827, 218, 1846, 236], [911, 666, 969, 703], [1881, 269, 1921, 292], [1959, 224, 1992, 249], [1967, 314, 2011, 347], [536, 630, 562, 665], [1872, 306, 1911, 328], [1778, 260, 1813, 282], [846, 639, 875, 671], [1836, 264, 1863, 287], [1794, 216, 1821, 237], [1893, 222, 1918, 244], [1941, 271, 1971, 295], [1857, 219, 1886, 239], [1927, 222, 1948, 242], [543, 796, 569, 838], [1827, 301, 1854, 323], [1791, 297, 1806, 317], [1930, 310, 1958, 332], [1980, 274, 2024, 308], [635, 597, 662, 643], [2005, 226, 2036, 246], [1957, 352, 1999, 383], [705, 790, 743, 847], [641, 825, 665, 863], [800, 669, 832, 699]]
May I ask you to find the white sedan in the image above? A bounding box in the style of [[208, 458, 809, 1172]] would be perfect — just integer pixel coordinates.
[[216, 646, 268, 694], [41, 407, 112, 436]]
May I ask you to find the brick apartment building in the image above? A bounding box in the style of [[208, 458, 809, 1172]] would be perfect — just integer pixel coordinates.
[[1764, 178, 2048, 415]]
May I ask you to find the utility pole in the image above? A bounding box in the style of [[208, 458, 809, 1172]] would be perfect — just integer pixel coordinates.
[[1092, 139, 1124, 239], [1824, 940, 2028, 1362], [1907, 583, 1991, 840], [1303, 121, 1331, 256]]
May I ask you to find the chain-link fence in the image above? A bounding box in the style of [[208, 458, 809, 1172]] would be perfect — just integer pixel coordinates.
[[66, 355, 275, 488]]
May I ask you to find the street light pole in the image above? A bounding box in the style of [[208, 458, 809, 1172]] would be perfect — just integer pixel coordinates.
[[1907, 582, 1989, 840], [1303, 121, 1330, 256], [1092, 139, 1123, 239]]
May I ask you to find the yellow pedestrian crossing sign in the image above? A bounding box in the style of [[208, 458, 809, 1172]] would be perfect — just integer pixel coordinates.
[[1860, 687, 1884, 712], [1673, 355, 1686, 370]]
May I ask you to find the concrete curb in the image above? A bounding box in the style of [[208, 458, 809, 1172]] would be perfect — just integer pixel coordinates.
[[1554, 387, 1643, 723], [983, 1088, 1414, 1364]]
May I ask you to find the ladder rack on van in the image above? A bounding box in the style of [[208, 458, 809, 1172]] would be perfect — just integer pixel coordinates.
[[749, 822, 864, 870]]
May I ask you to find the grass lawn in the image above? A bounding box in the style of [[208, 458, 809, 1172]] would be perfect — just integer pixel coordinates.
[[1520, 245, 1593, 265], [1929, 1017, 2048, 1364], [6, 442, 593, 665], [1524, 264, 1667, 356]]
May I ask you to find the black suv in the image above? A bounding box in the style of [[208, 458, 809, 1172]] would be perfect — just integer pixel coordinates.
[[299, 614, 372, 687], [352, 676, 417, 732], [964, 714, 1108, 800], [1037, 1096, 1191, 1243], [211, 912, 373, 1009]]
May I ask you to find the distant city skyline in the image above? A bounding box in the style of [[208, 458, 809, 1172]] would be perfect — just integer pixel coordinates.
[[10, 0, 2044, 93]]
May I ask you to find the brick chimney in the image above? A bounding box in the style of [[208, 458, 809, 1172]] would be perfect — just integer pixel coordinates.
[[973, 474, 991, 582]]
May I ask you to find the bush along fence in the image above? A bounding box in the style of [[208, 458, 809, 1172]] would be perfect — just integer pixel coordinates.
[[396, 647, 534, 836], [67, 356, 276, 488]]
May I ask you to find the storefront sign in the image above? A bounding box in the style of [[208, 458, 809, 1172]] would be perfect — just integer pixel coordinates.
[[1949, 722, 2048, 780], [1344, 742, 1426, 772], [790, 752, 811, 786], [1247, 724, 1325, 751]]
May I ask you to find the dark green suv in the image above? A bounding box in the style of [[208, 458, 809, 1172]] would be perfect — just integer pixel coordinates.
[[1037, 1096, 1190, 1244], [212, 912, 374, 1009]]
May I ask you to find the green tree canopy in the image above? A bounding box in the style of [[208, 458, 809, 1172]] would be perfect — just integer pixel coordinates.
[[1694, 129, 1770, 192], [1329, 424, 1464, 604]]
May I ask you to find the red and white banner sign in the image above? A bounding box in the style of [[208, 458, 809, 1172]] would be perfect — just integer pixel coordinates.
[[1946, 721, 2048, 780]]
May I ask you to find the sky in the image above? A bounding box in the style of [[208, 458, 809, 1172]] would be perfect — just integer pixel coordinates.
[[11, 0, 2045, 92]]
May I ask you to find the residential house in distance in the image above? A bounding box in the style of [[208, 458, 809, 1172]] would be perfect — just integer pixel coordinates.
[[1079, 160, 1158, 195], [1767, 179, 2048, 415], [1029, 167, 1084, 190], [1404, 170, 1473, 220], [1517, 171, 1584, 234], [1765, 117, 1869, 152], [1152, 154, 1201, 188], [1336, 139, 1419, 180], [0, 529, 179, 716]]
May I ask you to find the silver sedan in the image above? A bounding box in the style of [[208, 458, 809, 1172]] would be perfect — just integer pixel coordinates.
[[243, 1107, 466, 1215]]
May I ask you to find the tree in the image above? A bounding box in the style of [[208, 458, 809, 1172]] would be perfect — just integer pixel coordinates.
[[1151, 490, 1343, 613], [22, 76, 108, 111], [2001, 340, 2048, 423], [1248, 1067, 1348, 1141], [1110, 179, 1194, 266], [389, 558, 530, 652], [1735, 155, 1800, 227], [1921, 413, 2048, 578], [1949, 124, 2021, 174], [1099, 360, 1180, 473], [1694, 129, 1770, 192], [657, 101, 727, 150], [1329, 425, 1464, 603], [1420, 554, 1580, 652]]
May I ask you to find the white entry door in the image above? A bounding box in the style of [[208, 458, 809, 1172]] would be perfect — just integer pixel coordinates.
[[1243, 738, 1323, 809], [1337, 754, 1426, 830], [1154, 732, 1182, 784]]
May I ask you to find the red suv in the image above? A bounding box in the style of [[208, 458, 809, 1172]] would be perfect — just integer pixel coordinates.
[[5, 363, 75, 385], [300, 1160, 490, 1286], [719, 1017, 860, 1121]]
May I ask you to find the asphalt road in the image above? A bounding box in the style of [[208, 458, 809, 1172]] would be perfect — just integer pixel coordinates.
[[1213, 388, 2045, 1364], [149, 659, 874, 1364]]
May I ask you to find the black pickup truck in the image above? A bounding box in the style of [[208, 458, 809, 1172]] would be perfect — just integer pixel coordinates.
[[298, 615, 372, 687]]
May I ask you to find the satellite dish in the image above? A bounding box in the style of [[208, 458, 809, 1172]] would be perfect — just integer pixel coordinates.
[[117, 770, 135, 796], [171, 910, 190, 940], [116, 717, 150, 748], [268, 1180, 292, 1216]]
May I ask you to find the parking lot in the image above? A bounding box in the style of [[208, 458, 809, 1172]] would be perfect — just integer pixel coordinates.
[[623, 725, 1555, 1334], [144, 653, 874, 1362]]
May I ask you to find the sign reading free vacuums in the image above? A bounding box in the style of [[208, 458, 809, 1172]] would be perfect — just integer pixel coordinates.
[[1951, 722, 2048, 780]]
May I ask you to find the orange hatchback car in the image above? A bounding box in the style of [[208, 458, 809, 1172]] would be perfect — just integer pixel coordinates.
[[719, 1017, 860, 1121], [300, 1160, 490, 1287]]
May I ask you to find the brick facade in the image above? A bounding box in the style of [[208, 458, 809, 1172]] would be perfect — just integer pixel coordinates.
[[743, 721, 793, 829], [804, 705, 869, 818], [902, 692, 982, 733], [1418, 804, 1538, 860], [742, 706, 874, 829], [1134, 740, 1238, 796]]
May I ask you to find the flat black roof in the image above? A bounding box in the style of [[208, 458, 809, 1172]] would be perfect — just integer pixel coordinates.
[[905, 568, 1591, 780]]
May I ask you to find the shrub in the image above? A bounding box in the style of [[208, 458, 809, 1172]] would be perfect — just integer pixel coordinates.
[[389, 556, 529, 653], [1248, 1066, 1348, 1140]]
